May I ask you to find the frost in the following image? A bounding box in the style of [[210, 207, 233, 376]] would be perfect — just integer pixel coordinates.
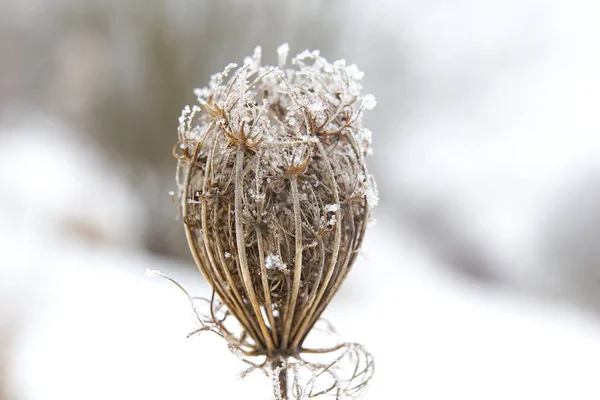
[[346, 64, 365, 80], [272, 364, 284, 400], [193, 87, 210, 101], [356, 128, 374, 156], [333, 59, 346, 69], [359, 128, 372, 142], [178, 105, 191, 127], [277, 42, 290, 67], [325, 203, 340, 212], [265, 253, 287, 270], [358, 249, 370, 260], [223, 62, 238, 73], [327, 215, 337, 227], [308, 101, 325, 113], [366, 184, 379, 208], [145, 268, 160, 277], [292, 49, 320, 65], [244, 46, 262, 74], [228, 342, 244, 358], [362, 94, 377, 110], [209, 63, 238, 91]]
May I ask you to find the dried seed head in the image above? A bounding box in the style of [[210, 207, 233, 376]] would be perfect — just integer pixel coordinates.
[[175, 45, 377, 355]]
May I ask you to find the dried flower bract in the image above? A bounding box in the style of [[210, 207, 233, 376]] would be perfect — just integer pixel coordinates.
[[174, 44, 377, 399]]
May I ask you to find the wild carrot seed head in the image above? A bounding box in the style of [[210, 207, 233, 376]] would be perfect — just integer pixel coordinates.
[[174, 44, 377, 354]]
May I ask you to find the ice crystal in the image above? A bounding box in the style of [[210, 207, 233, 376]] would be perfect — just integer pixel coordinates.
[[324, 203, 340, 213], [265, 253, 288, 271], [277, 42, 290, 67], [361, 94, 377, 111]]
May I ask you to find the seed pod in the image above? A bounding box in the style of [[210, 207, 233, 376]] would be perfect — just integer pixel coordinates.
[[174, 45, 377, 357]]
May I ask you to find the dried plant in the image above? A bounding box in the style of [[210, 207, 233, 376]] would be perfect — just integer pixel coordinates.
[[171, 44, 377, 399]]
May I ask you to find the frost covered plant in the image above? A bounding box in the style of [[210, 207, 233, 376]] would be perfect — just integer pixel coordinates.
[[172, 44, 377, 399]]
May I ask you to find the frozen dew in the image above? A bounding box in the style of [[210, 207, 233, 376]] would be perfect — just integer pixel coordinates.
[[244, 46, 263, 74], [277, 42, 290, 67], [346, 63, 365, 80], [362, 94, 377, 110], [265, 253, 288, 271], [366, 181, 379, 208], [327, 214, 337, 227], [193, 87, 210, 101], [325, 203, 340, 213], [308, 101, 325, 113], [333, 59, 346, 69]]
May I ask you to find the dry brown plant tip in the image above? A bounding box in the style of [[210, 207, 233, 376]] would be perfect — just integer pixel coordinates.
[[173, 43, 378, 399]]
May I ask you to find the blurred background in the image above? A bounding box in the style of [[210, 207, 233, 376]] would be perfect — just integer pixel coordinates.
[[1, 0, 600, 399]]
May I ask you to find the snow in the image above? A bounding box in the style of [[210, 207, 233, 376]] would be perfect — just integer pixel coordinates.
[[0, 111, 147, 369], [5, 206, 600, 400], [9, 244, 272, 400], [0, 112, 146, 248]]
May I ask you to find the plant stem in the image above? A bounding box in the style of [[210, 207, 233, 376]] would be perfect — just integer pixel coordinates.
[[279, 367, 288, 400], [272, 357, 288, 400]]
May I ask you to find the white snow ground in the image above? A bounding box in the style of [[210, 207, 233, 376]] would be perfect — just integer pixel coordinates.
[[2, 120, 600, 399]]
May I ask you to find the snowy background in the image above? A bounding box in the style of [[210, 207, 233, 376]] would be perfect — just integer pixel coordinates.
[[2, 0, 600, 399]]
